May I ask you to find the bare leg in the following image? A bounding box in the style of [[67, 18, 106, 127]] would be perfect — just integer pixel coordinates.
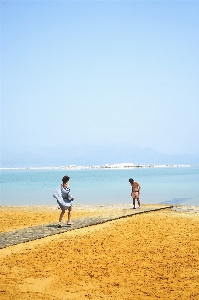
[[67, 206, 72, 224], [59, 209, 65, 224], [137, 198, 141, 208], [133, 198, 136, 209]]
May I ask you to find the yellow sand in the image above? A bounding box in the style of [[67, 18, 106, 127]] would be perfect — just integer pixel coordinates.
[[0, 206, 199, 299]]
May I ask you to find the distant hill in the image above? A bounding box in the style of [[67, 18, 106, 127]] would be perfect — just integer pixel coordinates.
[[1, 142, 199, 168]]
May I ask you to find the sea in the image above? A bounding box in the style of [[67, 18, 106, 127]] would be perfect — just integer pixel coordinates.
[[0, 166, 199, 207]]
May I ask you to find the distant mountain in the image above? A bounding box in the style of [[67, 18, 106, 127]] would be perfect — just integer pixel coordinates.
[[1, 142, 199, 167]]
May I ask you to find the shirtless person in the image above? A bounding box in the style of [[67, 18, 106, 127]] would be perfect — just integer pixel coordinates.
[[129, 178, 141, 209]]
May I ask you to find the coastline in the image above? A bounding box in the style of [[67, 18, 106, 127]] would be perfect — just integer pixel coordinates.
[[1, 204, 199, 233], [0, 204, 199, 299], [0, 163, 192, 170], [0, 204, 163, 233]]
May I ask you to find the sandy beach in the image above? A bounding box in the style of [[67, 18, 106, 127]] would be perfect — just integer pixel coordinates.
[[0, 204, 199, 299]]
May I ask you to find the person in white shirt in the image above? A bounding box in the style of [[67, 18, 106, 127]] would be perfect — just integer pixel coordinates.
[[53, 175, 74, 228]]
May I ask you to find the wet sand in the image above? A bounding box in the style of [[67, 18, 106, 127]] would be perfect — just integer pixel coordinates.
[[0, 205, 199, 299]]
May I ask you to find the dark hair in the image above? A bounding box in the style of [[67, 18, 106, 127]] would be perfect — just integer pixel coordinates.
[[62, 175, 70, 184], [129, 178, 134, 183]]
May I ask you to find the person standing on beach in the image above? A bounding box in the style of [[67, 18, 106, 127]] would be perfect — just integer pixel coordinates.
[[129, 178, 141, 209], [53, 175, 74, 228]]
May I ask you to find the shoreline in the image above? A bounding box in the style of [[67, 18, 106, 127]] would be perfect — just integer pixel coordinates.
[[1, 204, 199, 234], [0, 163, 192, 170], [1, 203, 199, 210]]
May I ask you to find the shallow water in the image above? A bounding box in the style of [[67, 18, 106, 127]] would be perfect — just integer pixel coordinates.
[[0, 167, 199, 206]]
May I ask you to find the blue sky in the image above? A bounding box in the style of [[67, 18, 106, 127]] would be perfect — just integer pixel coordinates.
[[1, 0, 199, 165]]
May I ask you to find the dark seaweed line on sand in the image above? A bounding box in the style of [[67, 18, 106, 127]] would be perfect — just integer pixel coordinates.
[[0, 206, 172, 249]]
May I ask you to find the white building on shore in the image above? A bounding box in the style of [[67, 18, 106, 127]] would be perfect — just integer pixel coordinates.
[[104, 163, 136, 169]]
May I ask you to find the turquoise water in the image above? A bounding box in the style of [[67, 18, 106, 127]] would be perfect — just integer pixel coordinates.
[[0, 167, 199, 206]]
